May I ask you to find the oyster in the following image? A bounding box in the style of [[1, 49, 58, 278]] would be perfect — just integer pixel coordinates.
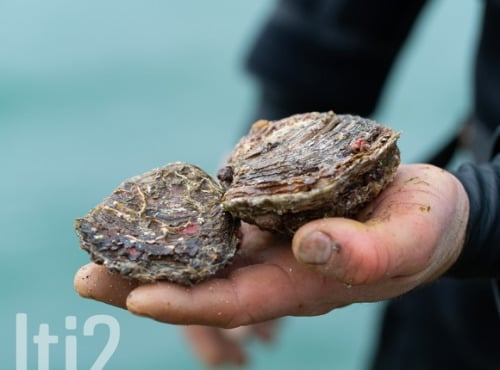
[[75, 163, 240, 285], [219, 111, 400, 234], [75, 111, 400, 284]]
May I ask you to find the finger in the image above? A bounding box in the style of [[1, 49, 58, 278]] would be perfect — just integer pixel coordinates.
[[292, 204, 426, 284], [74, 263, 139, 309], [183, 326, 246, 367], [250, 320, 279, 342], [127, 266, 291, 327], [291, 166, 453, 285], [238, 222, 288, 254], [126, 248, 340, 327], [222, 320, 277, 342], [292, 217, 418, 285]]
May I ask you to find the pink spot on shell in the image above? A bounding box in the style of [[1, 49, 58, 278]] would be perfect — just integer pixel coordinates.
[[351, 138, 371, 152], [181, 223, 198, 235], [127, 247, 139, 257]]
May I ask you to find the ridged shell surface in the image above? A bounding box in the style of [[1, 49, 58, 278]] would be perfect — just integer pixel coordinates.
[[75, 162, 240, 285], [219, 111, 400, 234]]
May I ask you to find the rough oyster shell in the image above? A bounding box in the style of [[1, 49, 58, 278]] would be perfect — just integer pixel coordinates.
[[219, 111, 400, 234], [75, 162, 240, 285]]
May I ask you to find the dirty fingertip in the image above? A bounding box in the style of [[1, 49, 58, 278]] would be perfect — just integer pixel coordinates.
[[73, 263, 101, 297]]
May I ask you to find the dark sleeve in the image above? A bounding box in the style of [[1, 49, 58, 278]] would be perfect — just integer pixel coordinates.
[[246, 0, 427, 119], [448, 131, 500, 278], [447, 1, 500, 278]]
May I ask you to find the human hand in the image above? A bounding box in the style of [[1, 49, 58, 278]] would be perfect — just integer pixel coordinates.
[[74, 163, 469, 360], [74, 225, 283, 367]]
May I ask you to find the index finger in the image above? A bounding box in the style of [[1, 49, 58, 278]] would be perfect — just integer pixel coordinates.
[[125, 247, 342, 327], [74, 263, 139, 309]]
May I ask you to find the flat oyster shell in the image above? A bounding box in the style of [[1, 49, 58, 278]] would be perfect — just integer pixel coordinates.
[[219, 111, 400, 234], [75, 162, 240, 285]]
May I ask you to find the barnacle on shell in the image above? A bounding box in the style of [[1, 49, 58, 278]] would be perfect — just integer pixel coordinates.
[[75, 111, 400, 284]]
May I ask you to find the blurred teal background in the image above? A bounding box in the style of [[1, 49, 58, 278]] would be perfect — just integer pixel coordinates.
[[0, 1, 482, 369]]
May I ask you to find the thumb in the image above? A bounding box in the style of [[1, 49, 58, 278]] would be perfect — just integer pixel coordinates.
[[292, 217, 408, 285]]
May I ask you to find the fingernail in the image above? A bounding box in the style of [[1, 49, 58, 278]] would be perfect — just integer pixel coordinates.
[[297, 231, 340, 265]]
